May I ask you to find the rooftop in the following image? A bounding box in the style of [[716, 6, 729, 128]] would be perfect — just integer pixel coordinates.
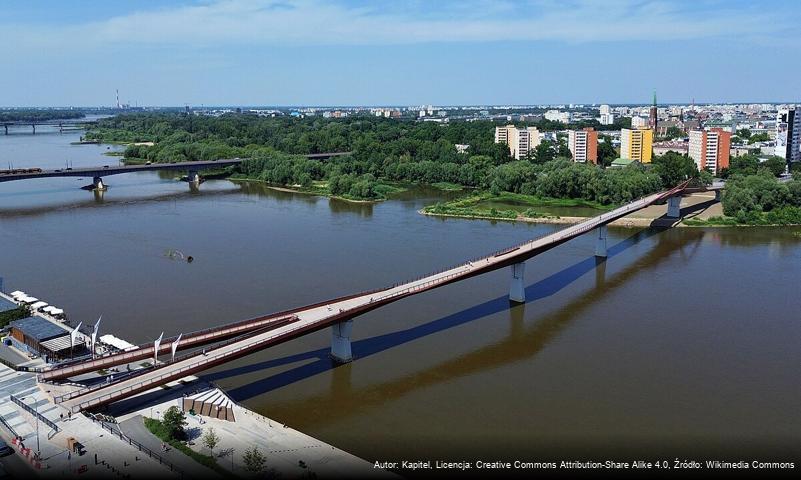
[[0, 295, 18, 313], [10, 315, 70, 342]]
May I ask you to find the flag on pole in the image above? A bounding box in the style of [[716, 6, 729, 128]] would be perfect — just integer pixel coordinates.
[[91, 315, 102, 358], [154, 332, 164, 364], [70, 322, 83, 350], [171, 334, 182, 362]]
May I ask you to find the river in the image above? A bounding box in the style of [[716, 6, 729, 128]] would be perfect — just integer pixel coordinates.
[[1, 128, 799, 463]]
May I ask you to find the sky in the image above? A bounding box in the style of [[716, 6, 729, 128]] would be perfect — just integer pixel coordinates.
[[0, 0, 799, 107]]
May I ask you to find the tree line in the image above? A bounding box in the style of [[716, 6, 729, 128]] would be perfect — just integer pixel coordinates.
[[87, 113, 704, 202], [0, 110, 85, 122]]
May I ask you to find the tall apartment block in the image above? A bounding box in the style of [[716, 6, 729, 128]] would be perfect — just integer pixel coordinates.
[[688, 128, 731, 175], [599, 104, 614, 125], [620, 127, 653, 163], [568, 127, 598, 163], [495, 125, 541, 160], [776, 108, 801, 168]]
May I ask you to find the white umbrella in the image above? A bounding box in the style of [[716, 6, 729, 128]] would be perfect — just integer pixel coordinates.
[[30, 301, 48, 310]]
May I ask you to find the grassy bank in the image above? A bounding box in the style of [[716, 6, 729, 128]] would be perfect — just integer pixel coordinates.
[[423, 192, 612, 221], [230, 175, 407, 202], [143, 417, 227, 475], [684, 214, 801, 227]]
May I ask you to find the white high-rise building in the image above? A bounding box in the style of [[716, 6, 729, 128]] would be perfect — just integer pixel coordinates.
[[495, 125, 541, 159], [599, 104, 615, 125]]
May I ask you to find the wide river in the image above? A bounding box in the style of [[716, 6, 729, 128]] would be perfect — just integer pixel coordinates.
[[1, 126, 799, 462]]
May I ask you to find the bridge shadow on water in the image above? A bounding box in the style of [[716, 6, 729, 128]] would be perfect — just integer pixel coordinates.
[[204, 226, 687, 404]]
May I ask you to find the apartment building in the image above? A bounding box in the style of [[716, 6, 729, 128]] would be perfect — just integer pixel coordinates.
[[688, 128, 731, 175], [599, 104, 615, 125], [776, 108, 801, 166], [495, 125, 541, 159], [568, 128, 598, 163], [620, 127, 654, 163]]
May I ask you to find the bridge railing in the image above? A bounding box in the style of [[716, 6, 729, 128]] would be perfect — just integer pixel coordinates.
[[41, 311, 302, 379], [9, 394, 60, 438], [380, 195, 655, 295], [56, 317, 301, 404], [83, 412, 183, 475], [70, 317, 315, 412]]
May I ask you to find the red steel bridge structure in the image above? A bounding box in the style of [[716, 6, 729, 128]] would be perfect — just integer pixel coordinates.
[[39, 180, 704, 413]]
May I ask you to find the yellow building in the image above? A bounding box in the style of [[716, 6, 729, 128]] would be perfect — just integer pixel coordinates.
[[495, 125, 541, 160], [620, 127, 653, 163]]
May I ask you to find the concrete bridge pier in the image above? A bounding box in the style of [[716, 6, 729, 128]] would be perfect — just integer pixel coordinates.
[[595, 257, 607, 287], [666, 196, 682, 218], [509, 262, 526, 303], [595, 225, 608, 258], [714, 189, 722, 201], [330, 319, 354, 363], [3, 125, 7, 135], [31, 124, 35, 135]]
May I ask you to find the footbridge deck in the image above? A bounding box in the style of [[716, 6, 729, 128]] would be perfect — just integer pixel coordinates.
[[56, 181, 690, 413]]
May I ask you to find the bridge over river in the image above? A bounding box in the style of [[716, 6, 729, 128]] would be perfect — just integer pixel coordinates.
[[0, 153, 352, 189], [37, 180, 705, 413]]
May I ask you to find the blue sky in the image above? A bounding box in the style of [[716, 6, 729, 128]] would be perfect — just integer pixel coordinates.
[[0, 0, 798, 107]]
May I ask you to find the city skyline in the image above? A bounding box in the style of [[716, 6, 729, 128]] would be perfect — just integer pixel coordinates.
[[1, 0, 800, 106]]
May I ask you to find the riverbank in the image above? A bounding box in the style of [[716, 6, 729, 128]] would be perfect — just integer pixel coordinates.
[[230, 176, 405, 203], [422, 192, 728, 227]]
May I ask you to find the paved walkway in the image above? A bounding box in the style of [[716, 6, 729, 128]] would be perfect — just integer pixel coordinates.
[[0, 364, 177, 477], [118, 415, 222, 479], [114, 387, 388, 478]]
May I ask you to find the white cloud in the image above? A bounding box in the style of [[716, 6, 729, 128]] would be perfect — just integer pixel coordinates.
[[0, 0, 793, 49]]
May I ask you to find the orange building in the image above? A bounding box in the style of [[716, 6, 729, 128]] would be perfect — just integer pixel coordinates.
[[688, 128, 731, 174], [568, 127, 598, 164]]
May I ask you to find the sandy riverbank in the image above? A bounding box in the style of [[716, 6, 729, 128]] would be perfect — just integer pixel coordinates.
[[421, 193, 724, 228]]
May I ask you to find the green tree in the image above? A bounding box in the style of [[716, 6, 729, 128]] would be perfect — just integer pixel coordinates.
[[161, 406, 187, 440], [736, 128, 752, 139], [762, 156, 787, 177], [662, 126, 685, 140], [748, 132, 770, 144], [243, 446, 266, 473], [698, 169, 714, 186], [727, 154, 759, 176], [556, 139, 572, 160], [651, 151, 698, 188], [202, 427, 221, 457], [530, 140, 556, 164], [597, 136, 617, 167]]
